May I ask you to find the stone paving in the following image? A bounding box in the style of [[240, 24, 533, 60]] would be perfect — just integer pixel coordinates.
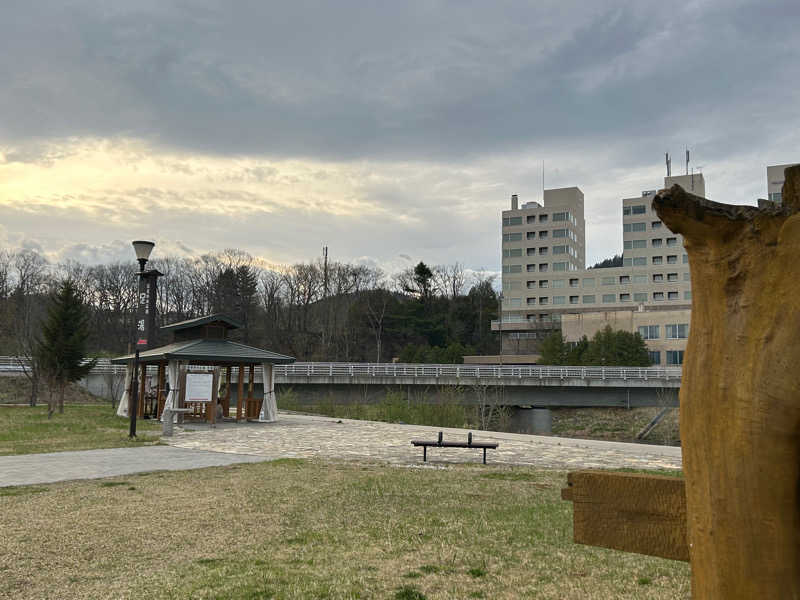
[[169, 412, 683, 471], [0, 446, 266, 488]]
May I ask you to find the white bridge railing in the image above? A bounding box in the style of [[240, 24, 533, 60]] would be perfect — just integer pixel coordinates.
[[0, 357, 682, 383]]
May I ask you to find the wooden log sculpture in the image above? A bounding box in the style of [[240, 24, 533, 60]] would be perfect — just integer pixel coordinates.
[[652, 165, 800, 598]]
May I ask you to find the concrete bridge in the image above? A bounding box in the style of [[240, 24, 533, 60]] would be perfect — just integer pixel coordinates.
[[1, 357, 681, 409]]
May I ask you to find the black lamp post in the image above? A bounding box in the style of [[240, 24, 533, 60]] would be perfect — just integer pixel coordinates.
[[129, 240, 159, 438]]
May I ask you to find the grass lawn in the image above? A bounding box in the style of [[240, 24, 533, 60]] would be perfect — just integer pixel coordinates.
[[0, 459, 690, 599], [0, 403, 161, 455]]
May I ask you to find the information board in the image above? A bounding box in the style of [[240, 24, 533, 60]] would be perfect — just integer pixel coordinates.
[[185, 373, 214, 404]]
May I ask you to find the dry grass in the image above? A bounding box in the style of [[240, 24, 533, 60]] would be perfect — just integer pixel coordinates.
[[0, 459, 689, 599], [552, 407, 680, 446], [0, 404, 161, 455]]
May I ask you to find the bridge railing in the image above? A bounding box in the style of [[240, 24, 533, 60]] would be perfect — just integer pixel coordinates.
[[0, 357, 682, 382], [275, 362, 682, 381]]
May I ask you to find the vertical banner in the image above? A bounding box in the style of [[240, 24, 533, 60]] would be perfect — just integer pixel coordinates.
[[136, 275, 151, 348]]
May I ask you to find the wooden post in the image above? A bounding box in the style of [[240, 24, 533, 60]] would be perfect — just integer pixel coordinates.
[[651, 170, 800, 598], [177, 367, 187, 425], [137, 363, 147, 418], [209, 368, 219, 426], [224, 366, 232, 417], [156, 362, 166, 418], [236, 364, 244, 422], [247, 364, 255, 419]]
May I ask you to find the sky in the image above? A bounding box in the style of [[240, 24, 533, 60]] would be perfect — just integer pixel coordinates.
[[1, 0, 798, 279]]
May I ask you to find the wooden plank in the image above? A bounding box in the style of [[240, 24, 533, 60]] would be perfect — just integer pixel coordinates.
[[156, 362, 166, 418], [247, 364, 255, 419], [224, 366, 232, 417], [561, 470, 688, 562], [137, 364, 147, 418], [177, 368, 187, 424], [210, 368, 219, 426]]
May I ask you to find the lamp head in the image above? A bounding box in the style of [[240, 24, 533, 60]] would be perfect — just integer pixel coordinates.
[[132, 240, 155, 271]]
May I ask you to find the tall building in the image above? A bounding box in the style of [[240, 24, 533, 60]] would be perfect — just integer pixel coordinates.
[[495, 174, 700, 365], [766, 163, 798, 204]]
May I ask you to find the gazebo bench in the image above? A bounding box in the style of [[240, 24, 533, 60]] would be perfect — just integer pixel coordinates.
[[411, 431, 498, 464]]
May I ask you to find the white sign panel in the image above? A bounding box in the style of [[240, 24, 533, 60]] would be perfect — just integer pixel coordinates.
[[185, 373, 214, 403]]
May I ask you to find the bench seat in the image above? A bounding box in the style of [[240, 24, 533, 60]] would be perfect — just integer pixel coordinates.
[[411, 432, 498, 464]]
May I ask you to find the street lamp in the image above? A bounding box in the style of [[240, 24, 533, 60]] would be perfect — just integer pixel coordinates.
[[498, 291, 504, 367], [129, 240, 159, 438]]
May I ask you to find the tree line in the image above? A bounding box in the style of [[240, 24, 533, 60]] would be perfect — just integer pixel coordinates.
[[0, 248, 500, 374]]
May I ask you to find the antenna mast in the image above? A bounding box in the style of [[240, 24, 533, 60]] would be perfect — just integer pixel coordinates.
[[665, 152, 672, 177]]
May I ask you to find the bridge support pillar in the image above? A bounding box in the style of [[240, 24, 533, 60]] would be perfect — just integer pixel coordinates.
[[512, 407, 552, 435]]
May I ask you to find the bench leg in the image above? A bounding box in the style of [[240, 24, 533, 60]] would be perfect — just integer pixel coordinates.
[[483, 448, 487, 465], [423, 446, 427, 462]]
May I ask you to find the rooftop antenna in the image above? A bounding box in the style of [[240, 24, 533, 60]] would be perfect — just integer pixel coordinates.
[[686, 148, 690, 175], [542, 160, 545, 204], [665, 152, 672, 177]]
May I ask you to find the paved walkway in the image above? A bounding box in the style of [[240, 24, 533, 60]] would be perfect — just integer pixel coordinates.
[[170, 413, 682, 471], [0, 413, 682, 487], [0, 446, 266, 488]]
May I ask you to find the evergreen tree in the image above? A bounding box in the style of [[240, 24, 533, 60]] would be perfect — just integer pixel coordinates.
[[36, 280, 97, 417], [538, 331, 568, 365], [581, 325, 650, 366]]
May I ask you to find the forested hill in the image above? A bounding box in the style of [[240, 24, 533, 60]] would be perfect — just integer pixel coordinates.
[[0, 249, 499, 363]]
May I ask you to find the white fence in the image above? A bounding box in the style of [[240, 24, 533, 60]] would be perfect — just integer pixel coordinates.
[[0, 357, 682, 383]]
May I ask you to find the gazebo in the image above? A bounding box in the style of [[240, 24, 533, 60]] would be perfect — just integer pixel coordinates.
[[112, 314, 295, 423]]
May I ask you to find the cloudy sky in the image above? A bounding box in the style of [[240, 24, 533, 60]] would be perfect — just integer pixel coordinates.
[[1, 1, 798, 277]]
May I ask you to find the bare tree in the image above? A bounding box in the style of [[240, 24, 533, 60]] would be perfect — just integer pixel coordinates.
[[434, 262, 466, 299]]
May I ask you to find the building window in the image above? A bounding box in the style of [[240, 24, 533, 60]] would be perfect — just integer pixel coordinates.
[[526, 297, 536, 305], [553, 296, 566, 305], [633, 257, 646, 266], [539, 214, 548, 222], [684, 291, 692, 300], [667, 255, 678, 264], [652, 238, 663, 247], [668, 291, 679, 300], [633, 292, 648, 302], [652, 221, 662, 229], [503, 232, 522, 242], [623, 258, 632, 266], [582, 295, 595, 304], [667, 273, 678, 282], [602, 294, 616, 303], [632, 239, 647, 249], [666, 324, 689, 339], [623, 206, 631, 216], [648, 351, 661, 365], [527, 215, 537, 224], [502, 265, 522, 274], [539, 297, 548, 305], [503, 216, 522, 227], [553, 229, 567, 238], [619, 275, 630, 284], [638, 325, 660, 339], [553, 262, 567, 271], [601, 276, 615, 286], [553, 245, 567, 254], [769, 192, 783, 203], [539, 247, 548, 255], [653, 273, 664, 282], [620, 293, 631, 302], [666, 237, 678, 247], [582, 278, 595, 288], [526, 232, 537, 240], [623, 224, 631, 232], [632, 204, 646, 214], [652, 256, 663, 265], [510, 298, 521, 308], [682, 254, 688, 264], [539, 280, 548, 288], [624, 240, 632, 250], [553, 212, 568, 222], [667, 350, 684, 365], [526, 248, 536, 256], [569, 295, 579, 304], [526, 264, 536, 272], [653, 292, 665, 301], [502, 281, 519, 291], [503, 248, 522, 258], [633, 274, 647, 284], [569, 278, 579, 287], [552, 279, 565, 288], [683, 272, 690, 281], [539, 263, 548, 272], [632, 222, 646, 232], [538, 231, 547, 239]]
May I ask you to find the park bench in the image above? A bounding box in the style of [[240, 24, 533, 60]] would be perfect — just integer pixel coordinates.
[[411, 431, 498, 464]]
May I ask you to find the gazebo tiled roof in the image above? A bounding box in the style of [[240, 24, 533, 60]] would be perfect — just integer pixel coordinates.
[[111, 338, 295, 365]]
